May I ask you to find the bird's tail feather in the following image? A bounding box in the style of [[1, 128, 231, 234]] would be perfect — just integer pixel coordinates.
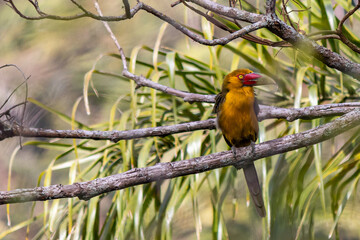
[[243, 163, 266, 217]]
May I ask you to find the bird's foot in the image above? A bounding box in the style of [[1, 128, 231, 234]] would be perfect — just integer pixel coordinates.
[[231, 146, 236, 158], [231, 146, 242, 159], [250, 141, 255, 154], [232, 143, 256, 169], [232, 146, 243, 169]]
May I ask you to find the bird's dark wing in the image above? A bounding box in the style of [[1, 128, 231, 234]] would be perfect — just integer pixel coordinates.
[[254, 97, 260, 118], [212, 93, 225, 114]]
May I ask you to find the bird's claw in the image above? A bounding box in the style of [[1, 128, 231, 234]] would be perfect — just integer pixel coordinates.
[[232, 146, 243, 169]]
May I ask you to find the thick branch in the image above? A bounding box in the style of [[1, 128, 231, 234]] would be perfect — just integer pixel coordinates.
[[0, 119, 216, 142], [1, 103, 359, 142], [1, 109, 360, 204], [187, 0, 360, 79], [187, 0, 263, 23], [266, 17, 360, 79], [258, 103, 360, 121]]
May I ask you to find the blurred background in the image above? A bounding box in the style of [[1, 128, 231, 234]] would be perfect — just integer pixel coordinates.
[[0, 0, 360, 239]]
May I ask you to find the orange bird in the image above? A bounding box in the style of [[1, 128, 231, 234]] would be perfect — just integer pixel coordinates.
[[213, 69, 266, 217]]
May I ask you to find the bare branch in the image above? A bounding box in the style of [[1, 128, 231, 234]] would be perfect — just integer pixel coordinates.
[[230, 19, 290, 47], [6, 0, 267, 47], [0, 64, 28, 111], [266, 0, 276, 15], [257, 103, 360, 121], [267, 16, 360, 79], [5, 0, 360, 78], [141, 3, 268, 46], [122, 0, 131, 18], [305, 30, 357, 51], [336, 1, 360, 54], [192, 9, 290, 47], [171, 0, 182, 8], [0, 119, 216, 142], [280, 0, 297, 30], [311, 34, 341, 41], [2, 109, 360, 204], [337, 1, 360, 32], [0, 102, 27, 119], [122, 71, 215, 102], [186, 0, 360, 79], [186, 0, 263, 23], [94, 0, 128, 71], [1, 103, 359, 142], [4, 0, 142, 21], [337, 34, 360, 54]]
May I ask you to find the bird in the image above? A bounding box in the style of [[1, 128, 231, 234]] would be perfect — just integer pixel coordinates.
[[213, 69, 266, 217]]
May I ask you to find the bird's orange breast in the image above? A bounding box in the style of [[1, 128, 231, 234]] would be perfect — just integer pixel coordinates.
[[217, 87, 258, 147]]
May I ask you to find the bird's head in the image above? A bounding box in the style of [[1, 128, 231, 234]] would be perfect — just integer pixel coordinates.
[[222, 69, 262, 90]]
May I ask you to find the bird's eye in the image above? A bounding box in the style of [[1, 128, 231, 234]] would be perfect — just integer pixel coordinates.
[[238, 75, 244, 79]]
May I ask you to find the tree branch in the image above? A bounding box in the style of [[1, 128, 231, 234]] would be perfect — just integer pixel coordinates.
[[186, 0, 263, 23], [4, 0, 142, 21], [3, 0, 360, 207], [1, 103, 359, 141], [122, 71, 215, 102], [2, 109, 360, 204], [266, 16, 360, 79], [257, 102, 360, 121], [5, 0, 360, 78], [337, 1, 360, 32], [186, 0, 360, 79], [93, 0, 128, 71], [141, 3, 268, 46], [0, 118, 216, 142], [336, 1, 360, 54], [265, 0, 276, 15]]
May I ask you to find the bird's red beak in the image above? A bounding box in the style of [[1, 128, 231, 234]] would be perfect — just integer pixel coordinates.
[[243, 73, 262, 86]]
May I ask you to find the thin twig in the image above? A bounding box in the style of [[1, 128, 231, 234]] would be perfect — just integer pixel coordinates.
[[0, 64, 30, 147], [4, 0, 143, 21], [141, 3, 268, 46], [0, 65, 28, 111], [337, 1, 360, 32], [336, 1, 360, 54], [0, 102, 27, 118], [123, 71, 215, 102], [311, 34, 341, 41], [231, 18, 290, 47], [122, 0, 131, 18], [281, 0, 297, 30], [93, 0, 128, 70], [171, 0, 182, 8]]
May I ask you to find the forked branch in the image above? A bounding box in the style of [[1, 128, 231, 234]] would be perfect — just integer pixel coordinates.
[[4, 0, 360, 78]]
